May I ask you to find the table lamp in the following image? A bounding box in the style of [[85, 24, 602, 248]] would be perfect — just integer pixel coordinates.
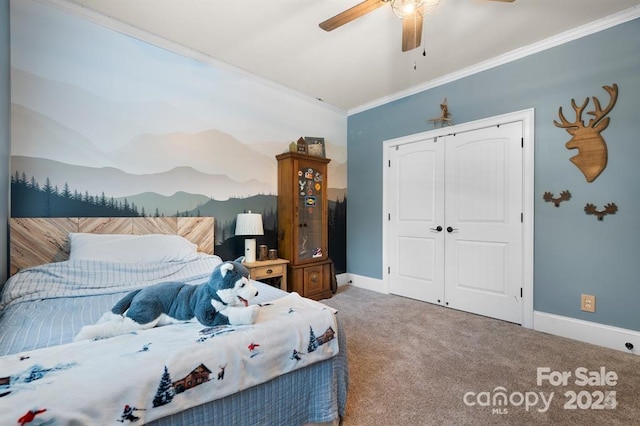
[[235, 211, 264, 263]]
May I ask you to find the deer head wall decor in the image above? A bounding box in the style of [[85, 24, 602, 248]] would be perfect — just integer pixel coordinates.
[[553, 84, 618, 183]]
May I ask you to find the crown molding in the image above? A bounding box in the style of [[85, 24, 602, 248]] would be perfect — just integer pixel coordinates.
[[348, 5, 640, 116], [35, 0, 346, 116]]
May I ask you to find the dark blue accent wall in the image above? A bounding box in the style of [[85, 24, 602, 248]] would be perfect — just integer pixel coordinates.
[[347, 18, 640, 331]]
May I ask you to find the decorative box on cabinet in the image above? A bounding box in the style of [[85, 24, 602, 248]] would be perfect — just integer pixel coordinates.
[[276, 152, 333, 300]]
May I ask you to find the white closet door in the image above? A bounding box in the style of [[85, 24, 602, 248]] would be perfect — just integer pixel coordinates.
[[386, 121, 524, 324], [444, 122, 523, 323], [387, 138, 445, 304]]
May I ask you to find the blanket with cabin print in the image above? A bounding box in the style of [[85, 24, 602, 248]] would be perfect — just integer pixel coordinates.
[[0, 292, 338, 425]]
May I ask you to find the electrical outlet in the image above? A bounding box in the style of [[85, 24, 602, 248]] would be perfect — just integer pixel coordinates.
[[581, 294, 596, 313]]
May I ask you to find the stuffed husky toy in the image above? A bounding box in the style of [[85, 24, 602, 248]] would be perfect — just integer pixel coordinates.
[[75, 259, 259, 341]]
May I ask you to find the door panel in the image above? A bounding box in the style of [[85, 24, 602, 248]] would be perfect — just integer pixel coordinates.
[[398, 236, 435, 280], [456, 241, 507, 293], [455, 140, 507, 222], [387, 140, 444, 304], [444, 122, 523, 323]]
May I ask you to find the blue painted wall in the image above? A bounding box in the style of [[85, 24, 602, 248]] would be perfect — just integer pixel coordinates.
[[1, 0, 9, 280], [347, 18, 640, 331]]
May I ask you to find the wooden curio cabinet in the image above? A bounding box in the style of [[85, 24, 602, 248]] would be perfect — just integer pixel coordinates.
[[276, 152, 333, 300]]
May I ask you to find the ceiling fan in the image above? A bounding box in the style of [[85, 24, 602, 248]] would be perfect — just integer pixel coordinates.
[[319, 0, 515, 52]]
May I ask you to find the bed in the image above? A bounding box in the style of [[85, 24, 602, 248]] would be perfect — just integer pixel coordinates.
[[0, 217, 348, 426]]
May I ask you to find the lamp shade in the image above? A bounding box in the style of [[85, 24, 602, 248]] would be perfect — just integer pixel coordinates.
[[235, 211, 264, 236]]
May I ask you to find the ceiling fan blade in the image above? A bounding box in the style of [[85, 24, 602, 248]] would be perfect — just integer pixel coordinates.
[[402, 13, 423, 52], [319, 0, 387, 32]]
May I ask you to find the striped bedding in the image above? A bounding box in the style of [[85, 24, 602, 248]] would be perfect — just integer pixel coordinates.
[[0, 256, 348, 425]]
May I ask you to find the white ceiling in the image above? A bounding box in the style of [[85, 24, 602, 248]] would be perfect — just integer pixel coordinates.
[[64, 0, 640, 113]]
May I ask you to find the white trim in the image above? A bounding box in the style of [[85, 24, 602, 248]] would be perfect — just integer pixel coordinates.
[[349, 5, 640, 115], [339, 279, 640, 356], [34, 0, 640, 117], [335, 273, 352, 287], [339, 273, 387, 294], [521, 111, 535, 329], [534, 311, 639, 356], [36, 1, 640, 116], [37, 0, 345, 116], [332, 278, 640, 356], [382, 109, 535, 328]]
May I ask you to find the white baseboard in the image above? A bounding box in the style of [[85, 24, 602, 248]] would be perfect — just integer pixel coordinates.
[[335, 275, 638, 356], [534, 311, 639, 356], [335, 273, 350, 286], [336, 273, 387, 294]]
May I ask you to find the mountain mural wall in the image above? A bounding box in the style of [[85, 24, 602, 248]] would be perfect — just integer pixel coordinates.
[[10, 0, 348, 271]]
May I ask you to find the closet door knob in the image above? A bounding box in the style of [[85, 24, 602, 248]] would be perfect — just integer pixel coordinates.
[[430, 226, 443, 232], [446, 226, 458, 233]]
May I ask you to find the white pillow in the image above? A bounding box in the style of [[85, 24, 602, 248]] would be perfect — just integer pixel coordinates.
[[69, 233, 199, 263]]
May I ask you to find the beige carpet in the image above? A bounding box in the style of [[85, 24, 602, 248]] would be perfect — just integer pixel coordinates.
[[322, 285, 639, 425]]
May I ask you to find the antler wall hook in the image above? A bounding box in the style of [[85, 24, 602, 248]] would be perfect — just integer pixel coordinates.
[[553, 84, 618, 183], [543, 190, 572, 207], [584, 202, 618, 221]]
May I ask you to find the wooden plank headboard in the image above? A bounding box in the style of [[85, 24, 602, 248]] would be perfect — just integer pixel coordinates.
[[9, 217, 215, 276]]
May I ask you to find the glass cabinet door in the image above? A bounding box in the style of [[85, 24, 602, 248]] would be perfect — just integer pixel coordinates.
[[296, 160, 326, 263]]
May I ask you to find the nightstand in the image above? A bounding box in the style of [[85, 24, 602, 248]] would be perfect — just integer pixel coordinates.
[[243, 258, 290, 291]]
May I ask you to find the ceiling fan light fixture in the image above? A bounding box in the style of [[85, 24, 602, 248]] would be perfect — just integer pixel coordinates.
[[390, 0, 440, 19]]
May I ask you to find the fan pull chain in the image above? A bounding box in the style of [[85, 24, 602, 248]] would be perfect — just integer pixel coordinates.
[[414, 47, 427, 70], [415, 18, 426, 68]]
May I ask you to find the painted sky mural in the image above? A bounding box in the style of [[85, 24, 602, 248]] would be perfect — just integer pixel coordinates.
[[10, 0, 347, 269]]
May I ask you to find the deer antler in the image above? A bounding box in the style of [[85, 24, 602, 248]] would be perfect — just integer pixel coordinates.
[[554, 98, 589, 131], [584, 202, 618, 221], [543, 190, 572, 207], [587, 84, 618, 130]]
